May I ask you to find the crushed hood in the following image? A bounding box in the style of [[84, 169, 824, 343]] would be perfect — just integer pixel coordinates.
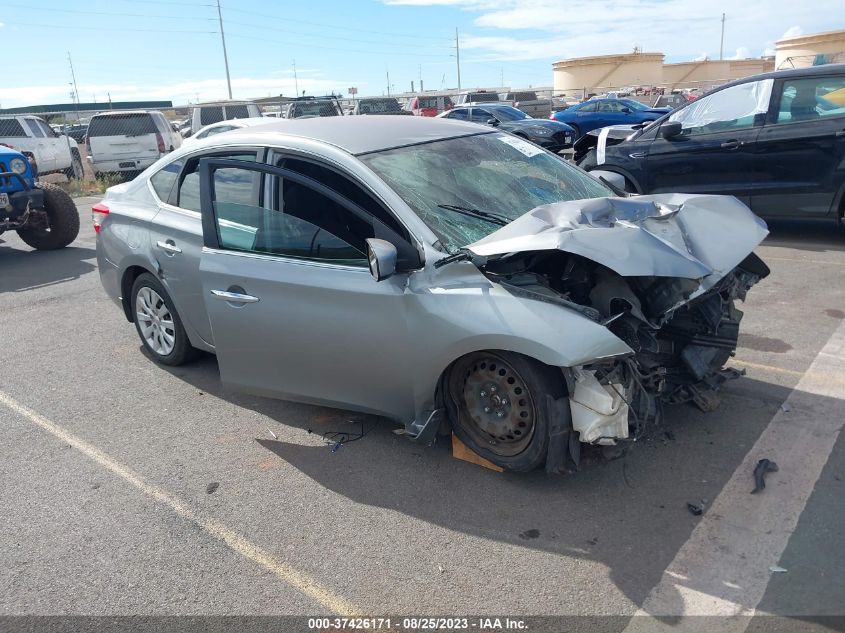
[[467, 193, 768, 286]]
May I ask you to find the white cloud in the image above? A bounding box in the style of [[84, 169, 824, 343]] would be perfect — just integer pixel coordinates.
[[781, 25, 803, 39], [382, 0, 842, 64], [729, 46, 752, 60], [693, 52, 709, 61]]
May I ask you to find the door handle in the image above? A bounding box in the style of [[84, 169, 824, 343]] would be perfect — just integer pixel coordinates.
[[210, 289, 260, 304], [720, 140, 742, 150], [156, 240, 182, 254]]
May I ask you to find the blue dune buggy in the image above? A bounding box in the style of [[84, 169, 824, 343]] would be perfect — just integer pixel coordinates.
[[0, 145, 79, 249]]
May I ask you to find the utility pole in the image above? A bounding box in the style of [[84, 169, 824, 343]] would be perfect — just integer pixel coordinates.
[[719, 13, 726, 61], [386, 70, 390, 96], [293, 59, 299, 96], [67, 52, 81, 121], [455, 27, 462, 90], [216, 0, 233, 99]]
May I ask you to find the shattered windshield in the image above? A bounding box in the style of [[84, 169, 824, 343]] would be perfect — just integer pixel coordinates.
[[360, 132, 612, 252]]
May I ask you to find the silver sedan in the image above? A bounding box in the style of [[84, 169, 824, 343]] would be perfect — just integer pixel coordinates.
[[94, 116, 769, 472]]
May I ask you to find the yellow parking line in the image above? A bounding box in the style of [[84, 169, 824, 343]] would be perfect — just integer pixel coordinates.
[[730, 359, 803, 377], [0, 389, 362, 617]]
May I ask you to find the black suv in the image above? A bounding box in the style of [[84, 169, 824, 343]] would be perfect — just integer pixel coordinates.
[[580, 64, 845, 222]]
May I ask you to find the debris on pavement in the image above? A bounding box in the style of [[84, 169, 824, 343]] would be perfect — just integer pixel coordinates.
[[687, 502, 705, 516], [206, 482, 219, 494], [751, 458, 779, 494], [769, 565, 788, 573], [780, 403, 791, 413], [266, 427, 277, 440]]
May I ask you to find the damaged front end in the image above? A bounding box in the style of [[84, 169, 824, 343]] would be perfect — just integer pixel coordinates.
[[468, 193, 770, 450]]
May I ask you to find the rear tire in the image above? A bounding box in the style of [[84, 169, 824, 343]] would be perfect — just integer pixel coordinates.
[[130, 273, 199, 366], [16, 182, 80, 250], [445, 351, 569, 472]]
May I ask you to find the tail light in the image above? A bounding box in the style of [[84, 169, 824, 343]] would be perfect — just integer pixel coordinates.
[[549, 113, 555, 119], [92, 202, 109, 234], [155, 131, 166, 154]]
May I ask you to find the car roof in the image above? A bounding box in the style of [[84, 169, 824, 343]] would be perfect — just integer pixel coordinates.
[[712, 63, 845, 91], [222, 115, 491, 155], [452, 103, 514, 109]]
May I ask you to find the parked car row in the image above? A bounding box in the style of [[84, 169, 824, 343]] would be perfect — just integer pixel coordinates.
[[0, 115, 84, 179]]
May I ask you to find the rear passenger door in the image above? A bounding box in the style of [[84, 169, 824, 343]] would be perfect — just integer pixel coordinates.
[[751, 72, 845, 216], [147, 149, 259, 346]]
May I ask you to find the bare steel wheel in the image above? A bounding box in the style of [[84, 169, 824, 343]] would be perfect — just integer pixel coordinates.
[[460, 355, 536, 456], [445, 351, 568, 472]]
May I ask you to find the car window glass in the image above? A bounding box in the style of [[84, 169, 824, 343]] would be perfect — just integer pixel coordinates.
[[598, 101, 621, 112], [225, 105, 251, 120], [469, 108, 492, 123], [24, 119, 46, 138], [577, 102, 597, 112], [200, 107, 225, 126], [38, 120, 57, 137], [201, 125, 236, 139], [447, 109, 468, 120], [360, 132, 611, 252], [0, 119, 28, 137], [212, 167, 369, 266], [776, 75, 845, 123], [177, 152, 256, 212], [88, 114, 157, 137], [669, 79, 773, 136], [150, 160, 183, 203], [276, 156, 409, 242]]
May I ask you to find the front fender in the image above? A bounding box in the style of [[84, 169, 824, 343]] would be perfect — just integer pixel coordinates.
[[405, 263, 632, 418]]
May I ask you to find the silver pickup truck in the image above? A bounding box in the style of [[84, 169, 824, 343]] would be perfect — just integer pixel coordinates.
[[499, 91, 554, 118]]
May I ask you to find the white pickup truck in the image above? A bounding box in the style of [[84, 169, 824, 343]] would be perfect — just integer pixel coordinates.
[[0, 115, 84, 179]]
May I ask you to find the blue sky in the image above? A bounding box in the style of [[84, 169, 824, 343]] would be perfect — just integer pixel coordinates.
[[1, 0, 842, 108]]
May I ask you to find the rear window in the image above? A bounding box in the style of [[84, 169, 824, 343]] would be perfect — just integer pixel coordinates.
[[291, 101, 339, 117], [225, 105, 251, 120], [200, 107, 225, 126], [0, 119, 27, 137], [510, 91, 538, 101], [417, 97, 439, 108], [88, 113, 158, 137], [358, 99, 402, 114], [469, 93, 500, 103]]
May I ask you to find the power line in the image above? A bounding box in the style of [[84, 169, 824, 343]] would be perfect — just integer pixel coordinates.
[[4, 3, 216, 20], [225, 32, 447, 59], [220, 4, 450, 41], [222, 18, 447, 49], [1, 21, 216, 34]]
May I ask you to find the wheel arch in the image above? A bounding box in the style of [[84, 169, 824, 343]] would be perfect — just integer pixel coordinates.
[[120, 264, 156, 322]]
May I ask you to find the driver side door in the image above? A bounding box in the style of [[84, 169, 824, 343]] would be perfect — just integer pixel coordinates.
[[197, 157, 415, 417]]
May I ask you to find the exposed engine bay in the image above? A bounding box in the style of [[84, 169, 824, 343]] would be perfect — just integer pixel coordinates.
[[484, 249, 770, 440], [464, 193, 772, 451]]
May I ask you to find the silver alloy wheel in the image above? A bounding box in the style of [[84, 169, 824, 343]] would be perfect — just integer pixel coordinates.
[[135, 286, 176, 356]]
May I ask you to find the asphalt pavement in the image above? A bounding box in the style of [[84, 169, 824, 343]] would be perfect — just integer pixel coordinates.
[[1, 198, 843, 631]]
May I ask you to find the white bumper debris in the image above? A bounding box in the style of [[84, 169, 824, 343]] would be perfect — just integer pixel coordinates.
[[569, 368, 630, 445]]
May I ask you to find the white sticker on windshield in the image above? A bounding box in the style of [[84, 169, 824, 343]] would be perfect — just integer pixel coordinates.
[[497, 134, 544, 157]]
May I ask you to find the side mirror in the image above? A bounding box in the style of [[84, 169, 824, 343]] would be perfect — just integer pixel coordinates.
[[621, 107, 632, 114], [486, 118, 499, 126], [366, 238, 397, 282], [661, 121, 683, 139]]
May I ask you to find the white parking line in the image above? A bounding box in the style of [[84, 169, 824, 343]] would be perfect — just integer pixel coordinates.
[[625, 319, 845, 632], [0, 390, 363, 617]]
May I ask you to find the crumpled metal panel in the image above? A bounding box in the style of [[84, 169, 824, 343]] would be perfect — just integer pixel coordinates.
[[467, 194, 769, 282]]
